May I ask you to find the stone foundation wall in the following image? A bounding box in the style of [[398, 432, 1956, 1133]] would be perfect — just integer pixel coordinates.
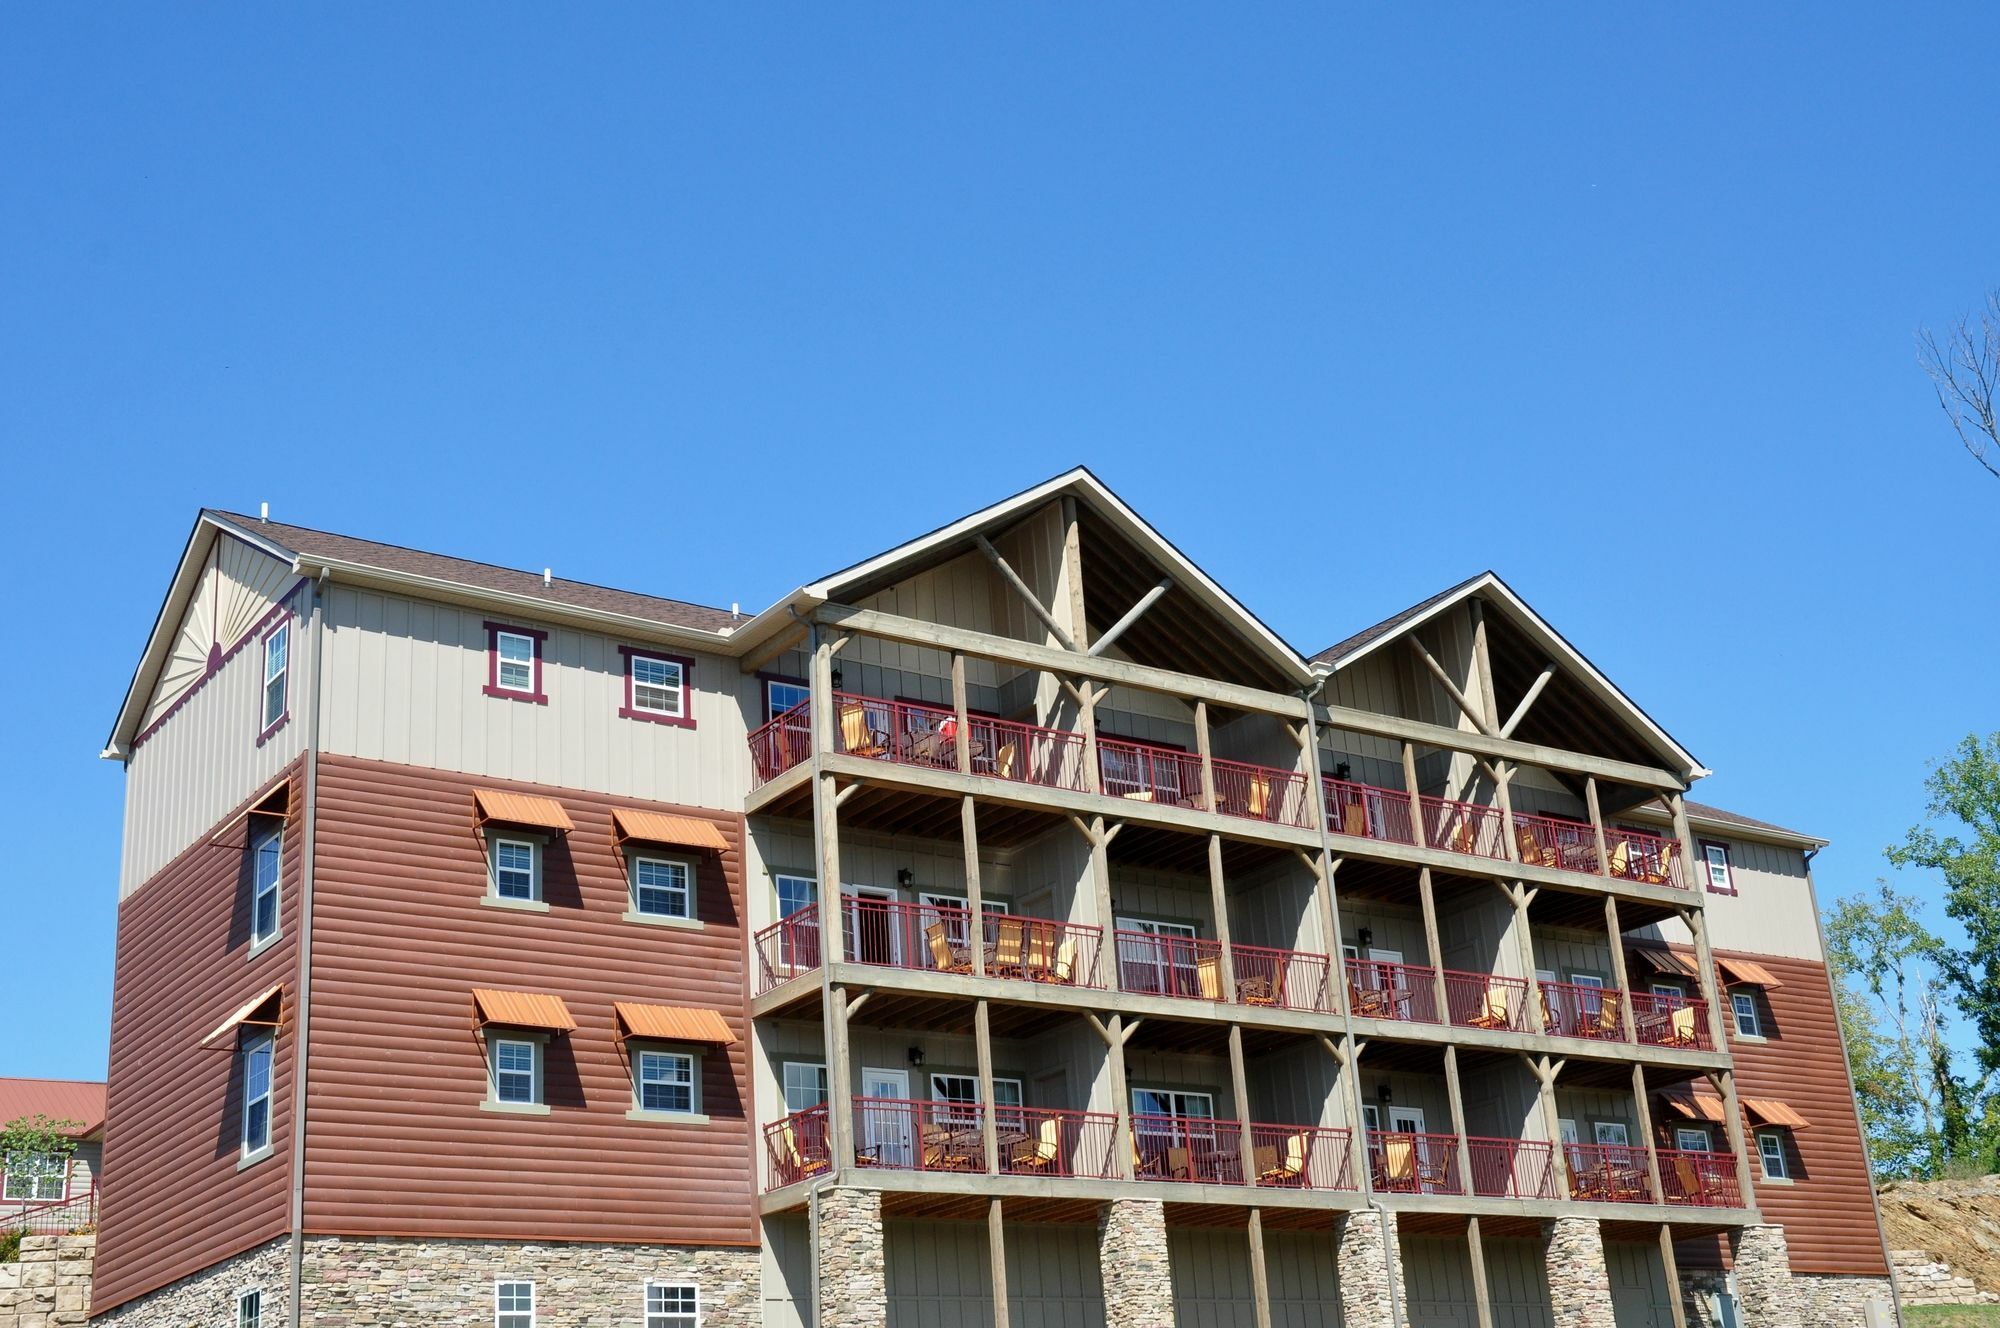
[[1097, 1199, 1172, 1328], [1335, 1210, 1404, 1328], [1733, 1224, 1804, 1328], [1891, 1246, 1995, 1306], [1797, 1272, 1901, 1320], [817, 1188, 886, 1328], [0, 1234, 96, 1328], [92, 1238, 288, 1328], [1542, 1217, 1614, 1328]]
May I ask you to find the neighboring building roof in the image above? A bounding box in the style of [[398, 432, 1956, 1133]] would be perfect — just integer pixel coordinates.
[[0, 1078, 106, 1138]]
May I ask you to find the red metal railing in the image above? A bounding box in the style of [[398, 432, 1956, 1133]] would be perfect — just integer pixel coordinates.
[[1231, 944, 1332, 1012], [1537, 980, 1633, 1043], [1510, 812, 1601, 874], [1605, 827, 1686, 889], [850, 1097, 995, 1173], [1419, 795, 1509, 860], [1098, 739, 1204, 807], [1658, 1149, 1742, 1208], [1564, 1144, 1657, 1204], [1115, 931, 1228, 1001], [1345, 958, 1441, 1024], [1444, 971, 1530, 1032], [1210, 758, 1313, 828], [1367, 1131, 1464, 1195], [763, 1106, 831, 1190], [748, 694, 1096, 794], [1248, 1124, 1356, 1190], [748, 699, 814, 783], [1322, 778, 1417, 845], [1132, 1113, 1245, 1185], [3, 1185, 96, 1236], [1467, 1138, 1555, 1199], [996, 1107, 1120, 1180], [755, 905, 823, 995], [1631, 992, 1713, 1051]]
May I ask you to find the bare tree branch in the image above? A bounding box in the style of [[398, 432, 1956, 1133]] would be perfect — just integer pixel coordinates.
[[1920, 289, 2000, 481]]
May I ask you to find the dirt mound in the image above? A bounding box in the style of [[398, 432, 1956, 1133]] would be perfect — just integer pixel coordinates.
[[1878, 1175, 2000, 1296]]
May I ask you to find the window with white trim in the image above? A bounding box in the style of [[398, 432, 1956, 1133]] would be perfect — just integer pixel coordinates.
[[495, 632, 536, 694], [496, 1280, 535, 1328], [783, 1062, 828, 1114], [776, 874, 815, 917], [632, 857, 691, 919], [1701, 841, 1736, 894], [1, 1151, 67, 1202], [635, 1049, 697, 1115], [1675, 1127, 1712, 1152], [629, 653, 685, 717], [241, 1030, 274, 1157], [261, 623, 288, 731], [492, 1038, 539, 1105], [250, 822, 282, 945], [237, 1288, 262, 1328], [1731, 990, 1762, 1038], [490, 837, 539, 902], [1757, 1129, 1790, 1180], [767, 680, 810, 720], [930, 1072, 1022, 1127], [646, 1283, 698, 1328]]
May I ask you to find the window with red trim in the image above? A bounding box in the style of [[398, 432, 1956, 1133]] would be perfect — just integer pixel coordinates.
[[1699, 840, 1736, 895], [621, 647, 694, 728], [484, 622, 548, 704]]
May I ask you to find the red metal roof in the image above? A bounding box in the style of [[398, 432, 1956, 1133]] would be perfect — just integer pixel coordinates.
[[0, 1078, 107, 1138]]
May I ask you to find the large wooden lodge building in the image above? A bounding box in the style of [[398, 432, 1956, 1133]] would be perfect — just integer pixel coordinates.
[[91, 470, 1894, 1326]]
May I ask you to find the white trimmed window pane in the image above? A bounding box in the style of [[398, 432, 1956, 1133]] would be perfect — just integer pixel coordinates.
[[239, 1289, 262, 1328], [1732, 992, 1760, 1037], [1705, 846, 1731, 889], [497, 633, 535, 692], [495, 841, 536, 900], [1758, 1132, 1788, 1179], [242, 1034, 274, 1154], [263, 625, 288, 727], [783, 1062, 828, 1113], [639, 1051, 694, 1113], [2, 1152, 66, 1201], [632, 656, 683, 715], [768, 681, 810, 719], [496, 1280, 534, 1328], [635, 859, 689, 918], [252, 827, 282, 942], [647, 1283, 698, 1328], [496, 1040, 536, 1104], [776, 875, 815, 917]]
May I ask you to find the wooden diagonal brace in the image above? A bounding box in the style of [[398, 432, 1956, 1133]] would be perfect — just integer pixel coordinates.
[[976, 535, 1078, 652], [1408, 636, 1495, 737], [1089, 577, 1173, 657], [1501, 664, 1558, 738]]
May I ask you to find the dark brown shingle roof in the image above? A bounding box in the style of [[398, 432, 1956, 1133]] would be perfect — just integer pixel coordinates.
[[1311, 572, 1489, 666], [215, 512, 740, 634]]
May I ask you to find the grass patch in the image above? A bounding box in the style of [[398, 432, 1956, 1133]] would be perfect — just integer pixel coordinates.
[[1907, 1307, 2000, 1326]]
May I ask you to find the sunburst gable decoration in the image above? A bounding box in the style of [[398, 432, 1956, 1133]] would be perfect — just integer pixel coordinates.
[[140, 534, 298, 729]]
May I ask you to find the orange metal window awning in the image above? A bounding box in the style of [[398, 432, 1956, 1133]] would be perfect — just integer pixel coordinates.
[[612, 808, 728, 854], [1719, 957, 1785, 989], [200, 983, 285, 1049], [1660, 1093, 1729, 1124], [614, 1001, 736, 1045], [1743, 1097, 1811, 1130], [473, 987, 577, 1033], [1631, 946, 1701, 980], [473, 789, 575, 834]]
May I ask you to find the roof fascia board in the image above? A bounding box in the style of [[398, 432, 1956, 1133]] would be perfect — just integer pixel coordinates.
[[1622, 805, 1828, 851], [803, 469, 1087, 598]]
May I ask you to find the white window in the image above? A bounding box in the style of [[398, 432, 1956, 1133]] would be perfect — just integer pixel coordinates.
[[1, 1152, 67, 1202], [1131, 1088, 1214, 1119], [242, 1030, 274, 1157], [1361, 1103, 1381, 1131], [261, 623, 288, 731], [1592, 1121, 1631, 1147], [646, 1283, 699, 1328], [783, 1062, 828, 1114], [1757, 1130, 1789, 1180], [767, 680, 810, 720], [493, 1038, 539, 1105], [637, 1050, 696, 1115], [250, 823, 282, 945], [491, 838, 539, 902], [1731, 991, 1762, 1038], [929, 1073, 1022, 1127], [632, 857, 691, 919], [496, 1280, 535, 1328], [1675, 1127, 1711, 1152], [495, 632, 536, 694], [1650, 982, 1685, 1000], [776, 874, 815, 918], [1702, 841, 1735, 894], [1558, 1119, 1579, 1146], [238, 1289, 262, 1328], [629, 654, 685, 717]]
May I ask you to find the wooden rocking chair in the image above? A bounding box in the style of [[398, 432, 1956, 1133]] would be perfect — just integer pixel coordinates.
[[838, 703, 888, 758]]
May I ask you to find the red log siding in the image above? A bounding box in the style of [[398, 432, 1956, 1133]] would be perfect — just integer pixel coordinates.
[[93, 764, 304, 1314], [303, 754, 754, 1245], [1671, 950, 1889, 1277]]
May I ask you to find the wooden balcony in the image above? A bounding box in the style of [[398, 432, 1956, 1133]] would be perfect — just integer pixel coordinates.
[[1536, 983, 1714, 1051], [1657, 1148, 1743, 1208], [1366, 1130, 1464, 1196], [1467, 1138, 1556, 1200], [1562, 1143, 1658, 1204]]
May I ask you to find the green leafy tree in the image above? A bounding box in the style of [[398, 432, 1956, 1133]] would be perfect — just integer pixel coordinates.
[[0, 1114, 82, 1204], [1891, 733, 2000, 1085]]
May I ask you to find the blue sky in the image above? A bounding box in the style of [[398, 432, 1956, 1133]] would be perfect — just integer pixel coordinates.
[[2, 6, 1993, 1079]]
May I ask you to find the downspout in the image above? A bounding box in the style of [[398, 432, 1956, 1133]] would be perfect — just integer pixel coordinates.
[[1303, 672, 1405, 1328], [286, 566, 329, 1327]]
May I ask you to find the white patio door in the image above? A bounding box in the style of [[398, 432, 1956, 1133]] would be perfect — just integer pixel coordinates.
[[843, 885, 900, 965], [1117, 917, 1197, 995], [861, 1067, 912, 1167]]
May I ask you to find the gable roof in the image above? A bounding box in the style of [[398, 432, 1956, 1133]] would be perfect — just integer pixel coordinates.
[[1311, 571, 1706, 781], [0, 1078, 106, 1138], [1623, 797, 1825, 849]]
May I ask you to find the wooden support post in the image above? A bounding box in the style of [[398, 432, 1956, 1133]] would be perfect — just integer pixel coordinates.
[[1401, 741, 1425, 848], [976, 999, 1000, 1174], [1409, 635, 1494, 737], [1585, 776, 1611, 879], [1087, 814, 1116, 991], [1468, 602, 1523, 862], [951, 652, 973, 776], [1523, 1053, 1569, 1196], [963, 795, 986, 979], [1605, 895, 1638, 1043], [1656, 1225, 1690, 1328], [1712, 1068, 1758, 1208], [1632, 1061, 1666, 1204], [1208, 833, 1238, 993], [827, 985, 855, 1180], [1228, 1024, 1260, 1189], [1499, 882, 1547, 1034], [1247, 1208, 1274, 1328], [1341, 1035, 1379, 1201], [1417, 868, 1451, 1025], [807, 630, 856, 1177], [1443, 1044, 1476, 1196], [1195, 701, 1218, 813], [1107, 1012, 1135, 1179], [1465, 1216, 1496, 1328], [1060, 501, 1102, 795]]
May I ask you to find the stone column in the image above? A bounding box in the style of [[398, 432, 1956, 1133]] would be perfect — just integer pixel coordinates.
[[1098, 1199, 1173, 1328], [818, 1188, 888, 1328], [1543, 1216, 1616, 1328], [1336, 1209, 1407, 1328], [1733, 1224, 1805, 1328]]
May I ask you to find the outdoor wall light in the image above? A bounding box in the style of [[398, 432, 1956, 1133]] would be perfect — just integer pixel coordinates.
[[1358, 927, 1373, 949], [1378, 1084, 1393, 1104], [831, 668, 844, 689], [908, 1046, 925, 1067], [1334, 762, 1352, 781], [896, 868, 916, 887]]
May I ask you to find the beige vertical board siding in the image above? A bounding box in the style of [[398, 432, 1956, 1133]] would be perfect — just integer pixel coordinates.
[[761, 1214, 812, 1328], [1604, 1240, 1677, 1327], [317, 585, 744, 809], [1124, 1049, 1235, 1115], [1480, 1236, 1557, 1328], [1168, 1226, 1261, 1328], [1532, 926, 1616, 985], [1439, 891, 1515, 976], [1553, 1087, 1639, 1142], [1400, 1233, 1482, 1327], [1646, 835, 1824, 961], [1358, 1070, 1453, 1130], [1008, 825, 1094, 929], [1228, 860, 1322, 954], [882, 1219, 1107, 1328], [121, 579, 312, 896], [1335, 899, 1427, 962], [748, 817, 817, 933], [1321, 648, 1412, 781], [1263, 1230, 1343, 1328], [1006, 1223, 1107, 1328], [1107, 866, 1214, 933], [1244, 1038, 1341, 1128], [1459, 1059, 1543, 1142]]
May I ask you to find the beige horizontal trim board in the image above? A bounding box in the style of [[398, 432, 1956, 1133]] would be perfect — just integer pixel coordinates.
[[1317, 701, 1683, 791]]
